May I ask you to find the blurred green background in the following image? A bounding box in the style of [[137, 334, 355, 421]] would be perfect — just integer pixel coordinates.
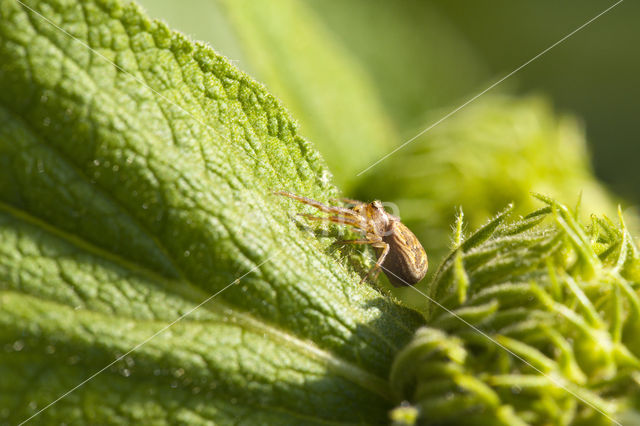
[[138, 0, 639, 197], [136, 0, 639, 275]]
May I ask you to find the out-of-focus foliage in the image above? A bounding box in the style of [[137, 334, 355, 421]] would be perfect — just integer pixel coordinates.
[[431, 0, 640, 203], [391, 197, 640, 425], [306, 0, 640, 203], [357, 96, 615, 264], [304, 0, 490, 131]]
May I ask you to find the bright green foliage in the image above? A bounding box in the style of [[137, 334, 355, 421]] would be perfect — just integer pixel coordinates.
[[0, 1, 423, 423], [390, 197, 640, 425], [357, 96, 616, 263]]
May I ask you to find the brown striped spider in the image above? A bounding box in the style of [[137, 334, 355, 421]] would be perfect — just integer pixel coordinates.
[[275, 191, 427, 286]]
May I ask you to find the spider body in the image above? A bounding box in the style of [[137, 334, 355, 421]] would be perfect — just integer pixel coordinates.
[[275, 191, 427, 286]]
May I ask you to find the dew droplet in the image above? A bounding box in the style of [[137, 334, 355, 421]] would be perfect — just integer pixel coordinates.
[[183, 250, 190, 257], [12, 340, 24, 351], [173, 368, 185, 378], [45, 345, 56, 354], [42, 117, 51, 127], [141, 203, 148, 210], [121, 368, 131, 377]]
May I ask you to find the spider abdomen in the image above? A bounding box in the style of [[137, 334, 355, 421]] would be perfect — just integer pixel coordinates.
[[380, 221, 428, 287]]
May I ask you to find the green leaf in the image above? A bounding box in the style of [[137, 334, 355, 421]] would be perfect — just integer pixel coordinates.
[[0, 1, 423, 423], [391, 198, 640, 425]]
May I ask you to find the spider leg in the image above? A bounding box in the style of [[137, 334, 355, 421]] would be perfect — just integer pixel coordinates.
[[369, 267, 382, 283], [339, 239, 374, 245], [335, 235, 389, 284], [330, 197, 366, 207], [298, 213, 367, 231], [361, 241, 390, 284], [275, 191, 358, 217]]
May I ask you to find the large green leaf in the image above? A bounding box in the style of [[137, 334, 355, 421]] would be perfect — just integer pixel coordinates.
[[0, 0, 423, 423]]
